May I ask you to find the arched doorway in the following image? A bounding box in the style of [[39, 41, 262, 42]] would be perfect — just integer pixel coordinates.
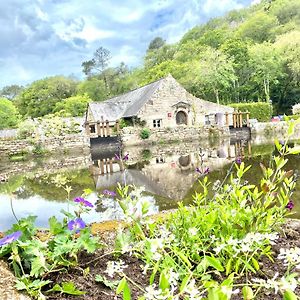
[[176, 111, 188, 125]]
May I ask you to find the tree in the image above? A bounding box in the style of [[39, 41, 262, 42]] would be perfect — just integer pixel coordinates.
[[147, 37, 166, 51], [16, 76, 78, 117], [236, 11, 278, 43], [81, 46, 111, 77], [0, 98, 20, 129], [0, 85, 24, 100], [186, 48, 236, 104], [77, 77, 107, 102], [54, 94, 91, 117], [248, 42, 283, 102]]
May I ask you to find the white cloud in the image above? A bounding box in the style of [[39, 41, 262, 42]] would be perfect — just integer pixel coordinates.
[[251, 0, 261, 5]]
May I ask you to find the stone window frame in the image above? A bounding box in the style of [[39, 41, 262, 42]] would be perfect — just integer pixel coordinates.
[[153, 119, 162, 128]]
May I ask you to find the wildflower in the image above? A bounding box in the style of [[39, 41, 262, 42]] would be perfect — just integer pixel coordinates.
[[105, 260, 128, 277], [67, 218, 85, 232], [74, 197, 94, 208], [286, 200, 294, 210], [196, 167, 209, 175], [236, 157, 242, 164], [188, 227, 198, 236], [114, 153, 121, 160], [114, 153, 129, 161], [103, 189, 117, 197], [0, 231, 22, 246], [278, 247, 300, 266], [123, 153, 129, 161]]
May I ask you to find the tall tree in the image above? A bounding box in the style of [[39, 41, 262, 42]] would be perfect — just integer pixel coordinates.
[[0, 98, 20, 129], [147, 37, 166, 51], [0, 85, 24, 100]]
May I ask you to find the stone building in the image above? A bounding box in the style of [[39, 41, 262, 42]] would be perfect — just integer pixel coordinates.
[[85, 74, 234, 135]]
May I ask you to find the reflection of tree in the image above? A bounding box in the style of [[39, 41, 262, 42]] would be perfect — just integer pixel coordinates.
[[17, 169, 94, 202]]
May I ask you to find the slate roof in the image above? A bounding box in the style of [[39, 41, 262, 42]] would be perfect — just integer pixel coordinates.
[[88, 77, 164, 122]]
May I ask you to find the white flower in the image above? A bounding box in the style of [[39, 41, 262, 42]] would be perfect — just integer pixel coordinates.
[[184, 279, 202, 300], [278, 247, 300, 266], [105, 260, 128, 277], [150, 238, 164, 252], [188, 227, 198, 236]]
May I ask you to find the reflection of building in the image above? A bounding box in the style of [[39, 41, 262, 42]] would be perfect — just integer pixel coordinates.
[[91, 140, 252, 200]]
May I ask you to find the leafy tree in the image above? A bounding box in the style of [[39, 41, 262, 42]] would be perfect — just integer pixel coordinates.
[[269, 0, 300, 24], [144, 44, 177, 69], [0, 85, 24, 100], [82, 46, 111, 76], [236, 11, 278, 43], [54, 94, 91, 117], [248, 42, 283, 102], [0, 97, 20, 129], [184, 48, 236, 104], [16, 76, 78, 117], [77, 77, 108, 102], [147, 37, 166, 51]]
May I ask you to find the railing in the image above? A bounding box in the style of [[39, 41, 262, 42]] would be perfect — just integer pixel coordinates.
[[85, 120, 120, 138]]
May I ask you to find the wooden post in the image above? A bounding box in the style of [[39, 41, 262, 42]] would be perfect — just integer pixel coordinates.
[[233, 112, 236, 128], [109, 159, 113, 173], [116, 120, 120, 134], [96, 121, 101, 137], [246, 112, 250, 127], [248, 141, 252, 157], [85, 123, 90, 136], [99, 160, 104, 175], [106, 120, 110, 137], [225, 112, 229, 126], [239, 111, 243, 128]]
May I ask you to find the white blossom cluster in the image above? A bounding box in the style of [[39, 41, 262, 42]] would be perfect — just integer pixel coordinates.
[[278, 247, 300, 268], [252, 272, 298, 294], [105, 260, 128, 277], [214, 232, 278, 255]]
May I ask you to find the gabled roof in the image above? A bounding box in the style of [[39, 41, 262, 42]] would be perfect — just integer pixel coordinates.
[[88, 77, 164, 122]]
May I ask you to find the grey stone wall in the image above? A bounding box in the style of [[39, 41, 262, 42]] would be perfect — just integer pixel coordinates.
[[121, 125, 230, 147], [0, 134, 90, 157]]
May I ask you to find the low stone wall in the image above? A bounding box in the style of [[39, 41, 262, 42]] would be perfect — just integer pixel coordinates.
[[121, 126, 230, 147], [0, 134, 90, 157], [251, 121, 300, 144]]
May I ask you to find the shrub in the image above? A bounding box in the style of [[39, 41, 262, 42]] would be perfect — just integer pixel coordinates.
[[140, 128, 150, 139], [0, 98, 20, 129], [229, 102, 272, 122]]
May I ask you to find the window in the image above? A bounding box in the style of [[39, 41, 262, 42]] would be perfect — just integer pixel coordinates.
[[90, 124, 96, 133], [153, 119, 162, 128], [156, 156, 165, 163]]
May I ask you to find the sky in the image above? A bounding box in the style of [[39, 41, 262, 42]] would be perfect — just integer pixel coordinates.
[[0, 0, 255, 89]]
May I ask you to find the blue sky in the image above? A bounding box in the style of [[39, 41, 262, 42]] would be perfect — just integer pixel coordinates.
[[0, 0, 255, 89]]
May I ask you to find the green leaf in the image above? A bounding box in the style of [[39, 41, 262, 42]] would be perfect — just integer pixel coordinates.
[[95, 274, 118, 290], [116, 277, 127, 294], [48, 216, 63, 235], [48, 282, 85, 295], [123, 280, 131, 300], [242, 286, 254, 300], [159, 270, 169, 291], [225, 259, 232, 275], [206, 256, 224, 272], [180, 276, 190, 292], [173, 249, 192, 268], [283, 289, 298, 300], [251, 257, 260, 271]]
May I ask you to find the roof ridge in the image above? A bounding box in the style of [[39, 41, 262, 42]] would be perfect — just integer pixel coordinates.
[[89, 76, 167, 105]]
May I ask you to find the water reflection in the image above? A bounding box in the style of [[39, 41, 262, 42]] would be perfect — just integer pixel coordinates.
[[1, 137, 299, 231]]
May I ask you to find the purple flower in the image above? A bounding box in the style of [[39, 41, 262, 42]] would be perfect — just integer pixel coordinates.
[[74, 197, 94, 208], [0, 231, 22, 247], [67, 218, 86, 232], [286, 200, 294, 211], [123, 153, 129, 161], [103, 189, 117, 197], [115, 153, 121, 160], [236, 157, 242, 164], [196, 167, 209, 175]]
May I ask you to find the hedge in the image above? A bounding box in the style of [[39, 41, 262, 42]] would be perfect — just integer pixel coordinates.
[[229, 102, 273, 122]]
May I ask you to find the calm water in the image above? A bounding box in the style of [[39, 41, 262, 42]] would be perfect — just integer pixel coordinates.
[[0, 138, 299, 231]]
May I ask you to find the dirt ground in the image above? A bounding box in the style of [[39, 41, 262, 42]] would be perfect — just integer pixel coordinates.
[[1, 220, 300, 300]]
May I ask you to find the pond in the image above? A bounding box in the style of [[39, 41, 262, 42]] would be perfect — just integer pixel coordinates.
[[0, 137, 299, 231]]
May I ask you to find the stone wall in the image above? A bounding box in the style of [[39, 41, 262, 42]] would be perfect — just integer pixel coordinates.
[[121, 125, 230, 147], [251, 121, 300, 144], [0, 134, 90, 157]]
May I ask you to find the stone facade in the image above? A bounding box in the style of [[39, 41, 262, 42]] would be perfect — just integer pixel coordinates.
[[137, 75, 234, 129]]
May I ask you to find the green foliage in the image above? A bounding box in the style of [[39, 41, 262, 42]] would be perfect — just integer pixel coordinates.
[[229, 102, 273, 122], [0, 84, 24, 100], [0, 97, 20, 129], [54, 94, 91, 117], [140, 128, 150, 139], [114, 127, 299, 299], [0, 198, 100, 299], [16, 76, 78, 118]]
